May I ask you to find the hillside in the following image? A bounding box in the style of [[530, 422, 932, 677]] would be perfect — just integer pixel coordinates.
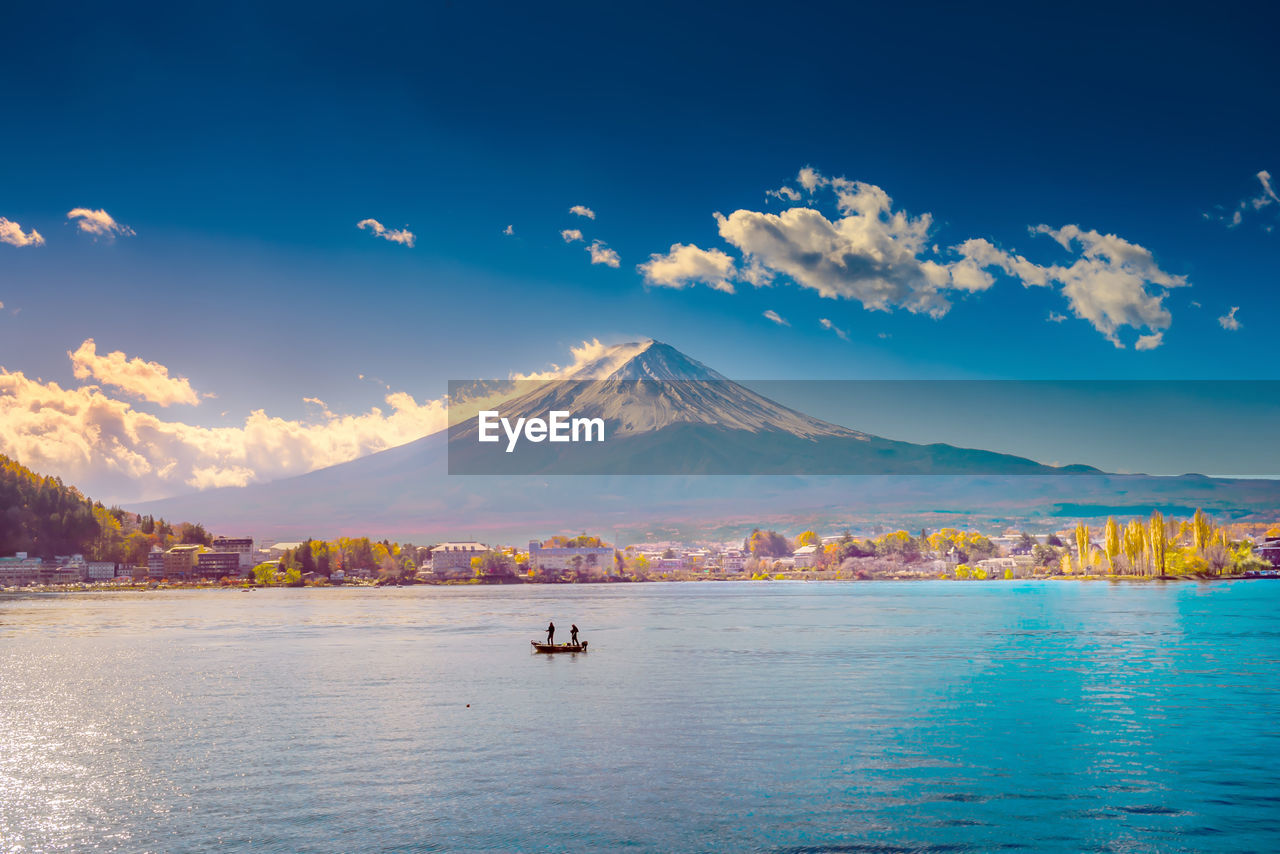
[[0, 454, 211, 562]]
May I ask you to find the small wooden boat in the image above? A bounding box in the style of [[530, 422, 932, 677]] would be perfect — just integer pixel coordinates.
[[531, 640, 588, 653]]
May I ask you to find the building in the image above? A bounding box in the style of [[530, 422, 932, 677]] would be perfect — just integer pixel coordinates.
[[162, 545, 203, 579], [527, 540, 614, 575], [792, 545, 820, 568], [147, 550, 166, 579], [196, 552, 241, 579], [722, 549, 747, 572], [431, 542, 488, 579], [0, 553, 44, 585], [1258, 538, 1280, 567], [86, 561, 117, 581], [211, 537, 255, 569], [977, 557, 1019, 579]]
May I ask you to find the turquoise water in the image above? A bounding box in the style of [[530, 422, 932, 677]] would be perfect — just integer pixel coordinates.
[[2, 581, 1278, 852]]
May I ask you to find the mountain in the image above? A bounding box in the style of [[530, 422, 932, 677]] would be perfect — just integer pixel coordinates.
[[446, 341, 1086, 476], [134, 340, 1280, 541]]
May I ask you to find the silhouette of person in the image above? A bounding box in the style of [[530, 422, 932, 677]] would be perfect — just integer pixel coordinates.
[[570, 624, 579, 645], [546, 621, 555, 645]]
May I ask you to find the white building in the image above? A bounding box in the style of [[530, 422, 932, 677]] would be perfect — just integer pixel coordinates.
[[431, 542, 488, 579], [86, 561, 117, 581], [212, 537, 255, 569], [792, 545, 820, 568], [527, 540, 614, 574]]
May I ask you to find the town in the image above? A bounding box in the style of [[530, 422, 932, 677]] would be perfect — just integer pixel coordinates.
[[4, 513, 1280, 590]]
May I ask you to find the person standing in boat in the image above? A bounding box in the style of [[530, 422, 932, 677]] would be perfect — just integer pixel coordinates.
[[546, 621, 555, 645], [570, 624, 579, 645]]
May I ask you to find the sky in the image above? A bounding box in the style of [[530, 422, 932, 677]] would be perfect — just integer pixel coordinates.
[[1, 1, 1278, 503]]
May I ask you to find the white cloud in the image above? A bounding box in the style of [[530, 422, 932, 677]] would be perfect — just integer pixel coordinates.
[[502, 224, 514, 236], [0, 217, 45, 247], [569, 205, 596, 220], [587, 240, 620, 268], [763, 309, 789, 327], [7, 336, 653, 502], [561, 228, 584, 243], [637, 243, 736, 293], [1219, 306, 1242, 331], [1023, 225, 1188, 348], [1134, 332, 1163, 351], [714, 193, 989, 318], [1047, 311, 1068, 323], [1206, 170, 1279, 229], [819, 317, 850, 340], [766, 185, 802, 202], [69, 339, 200, 406], [66, 208, 135, 239], [0, 367, 449, 503], [645, 166, 1191, 348], [357, 218, 416, 247]]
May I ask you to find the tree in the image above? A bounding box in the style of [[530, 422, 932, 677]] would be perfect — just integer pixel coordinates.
[[1074, 523, 1091, 574], [1123, 518, 1146, 576], [1191, 509, 1214, 555], [1149, 511, 1169, 577], [253, 563, 278, 585], [1104, 517, 1120, 575], [794, 530, 820, 548]]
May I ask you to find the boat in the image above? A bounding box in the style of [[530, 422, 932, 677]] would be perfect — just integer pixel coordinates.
[[531, 640, 588, 653]]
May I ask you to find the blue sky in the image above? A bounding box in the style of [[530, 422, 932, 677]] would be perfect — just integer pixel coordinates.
[[1, 1, 1278, 500]]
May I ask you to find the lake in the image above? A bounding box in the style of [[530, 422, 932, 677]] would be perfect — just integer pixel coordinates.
[[2, 581, 1278, 852]]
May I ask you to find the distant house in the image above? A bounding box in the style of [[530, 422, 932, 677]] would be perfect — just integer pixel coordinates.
[[211, 537, 255, 569], [196, 552, 241, 579], [1258, 538, 1280, 568], [431, 542, 488, 579], [527, 540, 614, 575], [792, 545, 820, 568], [977, 557, 1018, 579]]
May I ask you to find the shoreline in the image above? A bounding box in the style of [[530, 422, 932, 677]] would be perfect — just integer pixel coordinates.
[[3, 572, 1269, 597]]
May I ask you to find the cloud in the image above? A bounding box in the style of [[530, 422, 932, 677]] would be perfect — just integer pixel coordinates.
[[0, 217, 45, 247], [66, 208, 135, 239], [766, 185, 802, 202], [1135, 332, 1163, 351], [587, 240, 620, 267], [645, 166, 1190, 348], [1047, 311, 1068, 323], [69, 339, 201, 406], [0, 367, 450, 503], [637, 243, 737, 293], [819, 317, 850, 340], [561, 228, 584, 243], [714, 191, 992, 318], [1206, 170, 1279, 229], [502, 224, 514, 236], [1021, 225, 1188, 348], [1219, 306, 1242, 331], [357, 218, 416, 247], [570, 205, 596, 220], [6, 336, 663, 502], [763, 309, 789, 327]]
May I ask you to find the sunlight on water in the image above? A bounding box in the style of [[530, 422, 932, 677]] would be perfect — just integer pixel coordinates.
[[2, 582, 1278, 852]]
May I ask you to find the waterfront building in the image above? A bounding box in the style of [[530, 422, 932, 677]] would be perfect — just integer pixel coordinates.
[[527, 540, 615, 575], [431, 542, 488, 579], [211, 537, 255, 569]]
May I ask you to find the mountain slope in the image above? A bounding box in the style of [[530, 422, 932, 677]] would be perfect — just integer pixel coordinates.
[[133, 340, 1280, 540]]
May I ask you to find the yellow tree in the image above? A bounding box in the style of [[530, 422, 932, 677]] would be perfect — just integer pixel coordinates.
[[1075, 522, 1091, 574], [794, 530, 820, 548], [1104, 517, 1120, 575], [1123, 518, 1146, 576], [1191, 509, 1213, 555], [1149, 511, 1168, 577]]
